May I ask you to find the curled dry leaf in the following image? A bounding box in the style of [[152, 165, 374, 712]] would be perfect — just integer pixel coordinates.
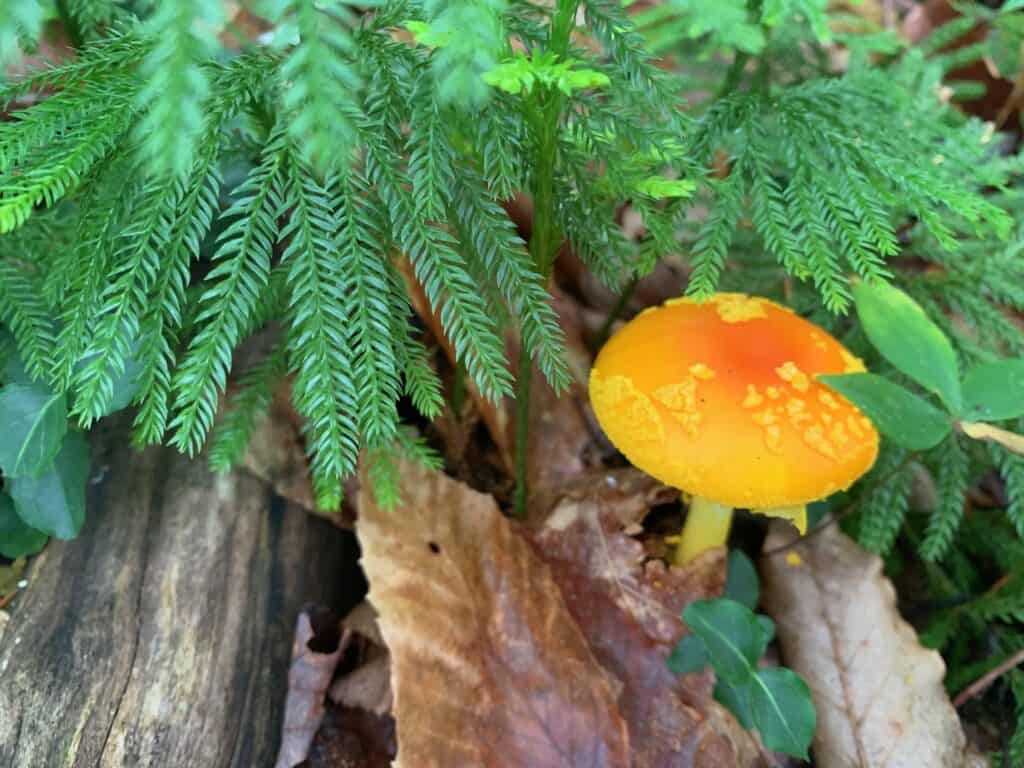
[[274, 608, 350, 768], [357, 459, 631, 768], [761, 522, 987, 768], [330, 602, 393, 716], [526, 470, 767, 768]]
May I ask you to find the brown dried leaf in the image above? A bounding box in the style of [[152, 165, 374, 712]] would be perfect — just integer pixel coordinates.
[[761, 523, 986, 768], [275, 609, 349, 768], [330, 602, 392, 716], [240, 384, 356, 524], [526, 472, 767, 768], [357, 460, 631, 768], [306, 705, 396, 768]]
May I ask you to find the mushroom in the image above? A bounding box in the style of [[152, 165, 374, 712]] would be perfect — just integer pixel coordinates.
[[589, 293, 880, 565]]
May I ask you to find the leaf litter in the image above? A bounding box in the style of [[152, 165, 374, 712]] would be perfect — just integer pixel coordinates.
[[761, 522, 987, 768], [265, 278, 980, 767]]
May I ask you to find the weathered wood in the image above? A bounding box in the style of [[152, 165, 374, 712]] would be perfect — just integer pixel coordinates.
[[0, 422, 361, 768]]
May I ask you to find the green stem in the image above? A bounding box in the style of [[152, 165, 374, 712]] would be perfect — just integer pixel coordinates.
[[716, 51, 750, 98], [512, 0, 579, 518], [451, 361, 466, 420]]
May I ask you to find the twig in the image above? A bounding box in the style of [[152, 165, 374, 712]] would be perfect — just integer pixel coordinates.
[[953, 646, 1024, 708]]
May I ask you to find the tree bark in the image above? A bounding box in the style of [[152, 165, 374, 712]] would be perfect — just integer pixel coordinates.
[[0, 420, 360, 767]]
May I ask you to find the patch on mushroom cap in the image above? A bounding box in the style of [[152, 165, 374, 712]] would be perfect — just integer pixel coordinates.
[[711, 293, 768, 323], [590, 371, 665, 444]]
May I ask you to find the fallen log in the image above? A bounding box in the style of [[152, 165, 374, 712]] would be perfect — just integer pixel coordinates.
[[0, 421, 360, 767]]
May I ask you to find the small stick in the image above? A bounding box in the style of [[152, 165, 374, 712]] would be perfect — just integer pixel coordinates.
[[953, 647, 1024, 708]]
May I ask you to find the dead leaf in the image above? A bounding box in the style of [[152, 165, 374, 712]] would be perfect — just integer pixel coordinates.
[[0, 610, 8, 643], [526, 472, 767, 768], [330, 602, 392, 716], [761, 522, 986, 768], [398, 258, 515, 473], [357, 459, 631, 768], [306, 704, 396, 768], [275, 608, 350, 768], [240, 383, 357, 524]]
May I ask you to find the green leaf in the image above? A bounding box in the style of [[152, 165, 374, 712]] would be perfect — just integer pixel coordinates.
[[667, 635, 709, 674], [715, 678, 755, 728], [961, 359, 1024, 422], [692, 599, 816, 758], [819, 372, 951, 450], [747, 667, 816, 758], [683, 598, 772, 681], [852, 281, 962, 412], [8, 431, 90, 540], [0, 383, 67, 478], [403, 20, 451, 47], [0, 491, 47, 558], [725, 550, 760, 609], [635, 176, 696, 199]]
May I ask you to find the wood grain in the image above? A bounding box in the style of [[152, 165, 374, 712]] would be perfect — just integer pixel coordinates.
[[0, 420, 360, 768]]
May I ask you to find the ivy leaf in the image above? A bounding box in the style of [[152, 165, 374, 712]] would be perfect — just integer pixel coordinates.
[[8, 430, 90, 540], [852, 281, 962, 413], [961, 359, 1024, 422], [685, 598, 815, 758], [0, 491, 47, 558], [746, 667, 816, 758], [683, 598, 772, 681], [818, 372, 951, 450], [0, 383, 67, 478], [724, 549, 760, 610], [667, 634, 709, 674]]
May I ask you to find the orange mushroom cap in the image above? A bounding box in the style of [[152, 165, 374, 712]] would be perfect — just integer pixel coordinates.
[[590, 293, 879, 509]]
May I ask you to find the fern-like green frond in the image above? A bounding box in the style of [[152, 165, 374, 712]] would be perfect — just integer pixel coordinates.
[[449, 166, 570, 391], [0, 259, 54, 382], [280, 154, 359, 509], [272, 0, 361, 172], [854, 445, 911, 555], [71, 176, 181, 425], [365, 140, 514, 402], [0, 0, 44, 69], [168, 128, 287, 457], [333, 169, 402, 445], [208, 343, 288, 472], [134, 0, 223, 178], [921, 434, 970, 562]]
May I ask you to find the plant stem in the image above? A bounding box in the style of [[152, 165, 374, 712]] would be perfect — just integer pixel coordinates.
[[512, 0, 579, 517]]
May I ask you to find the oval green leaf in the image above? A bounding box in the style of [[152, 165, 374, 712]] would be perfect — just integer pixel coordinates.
[[961, 359, 1024, 422], [9, 431, 90, 540], [0, 491, 47, 558], [725, 549, 760, 610], [683, 598, 772, 682], [818, 372, 951, 450], [748, 667, 816, 759], [667, 635, 709, 675], [852, 280, 962, 412], [0, 383, 67, 478]]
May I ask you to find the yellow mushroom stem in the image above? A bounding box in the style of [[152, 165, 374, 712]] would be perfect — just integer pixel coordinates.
[[674, 497, 732, 566], [674, 499, 809, 566]]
